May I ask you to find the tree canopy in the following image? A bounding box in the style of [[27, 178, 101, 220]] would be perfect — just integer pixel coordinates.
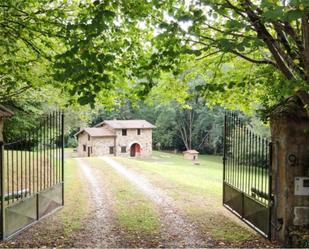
[[2, 0, 309, 117]]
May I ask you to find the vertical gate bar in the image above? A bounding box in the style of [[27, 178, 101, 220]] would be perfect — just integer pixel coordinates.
[[28, 132, 30, 196], [237, 117, 241, 189], [254, 134, 257, 198], [59, 111, 62, 185], [11, 146, 14, 203], [49, 114, 52, 188], [232, 113, 236, 186], [265, 139, 268, 203], [257, 136, 263, 202], [44, 116, 46, 190], [254, 133, 257, 197], [244, 127, 248, 193], [223, 112, 227, 204], [235, 116, 239, 189], [260, 137, 263, 202], [240, 123, 244, 192], [226, 112, 231, 183], [226, 113, 229, 184], [61, 111, 64, 205], [22, 135, 24, 198], [16, 141, 19, 201], [32, 131, 34, 195], [233, 114, 237, 188], [230, 113, 233, 185], [261, 137, 264, 203], [6, 146, 9, 205], [253, 133, 256, 196], [36, 126, 39, 220], [24, 134, 27, 198], [52, 113, 54, 186], [1, 141, 5, 239], [49, 114, 51, 188], [234, 114, 237, 187], [223, 112, 227, 182], [37, 128, 40, 193], [245, 128, 249, 195], [268, 141, 272, 239], [23, 134, 26, 197], [51, 113, 53, 186], [56, 112, 59, 184], [248, 131, 252, 195]]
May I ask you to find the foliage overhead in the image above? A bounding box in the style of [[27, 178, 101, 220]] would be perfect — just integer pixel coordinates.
[[2, 0, 309, 114], [150, 0, 309, 110]]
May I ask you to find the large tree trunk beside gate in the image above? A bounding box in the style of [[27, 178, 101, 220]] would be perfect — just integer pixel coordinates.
[[270, 96, 309, 246]]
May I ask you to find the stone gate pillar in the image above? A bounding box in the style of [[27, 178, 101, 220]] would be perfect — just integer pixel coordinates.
[[0, 105, 14, 142], [270, 96, 309, 246]]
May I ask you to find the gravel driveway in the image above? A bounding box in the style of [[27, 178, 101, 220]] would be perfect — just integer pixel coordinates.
[[74, 158, 118, 248], [99, 156, 216, 248]]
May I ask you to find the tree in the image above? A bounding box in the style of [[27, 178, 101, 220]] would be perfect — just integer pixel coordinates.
[[152, 0, 309, 112], [0, 1, 71, 102]]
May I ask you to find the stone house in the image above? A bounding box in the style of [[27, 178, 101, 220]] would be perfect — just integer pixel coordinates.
[[75, 120, 155, 157]]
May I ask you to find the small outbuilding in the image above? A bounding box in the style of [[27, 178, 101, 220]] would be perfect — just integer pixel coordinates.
[[183, 150, 199, 161]]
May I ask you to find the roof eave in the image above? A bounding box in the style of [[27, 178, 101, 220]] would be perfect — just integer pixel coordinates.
[[0, 105, 14, 118]]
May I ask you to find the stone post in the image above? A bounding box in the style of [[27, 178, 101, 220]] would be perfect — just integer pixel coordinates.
[[270, 97, 309, 246], [0, 105, 14, 142]]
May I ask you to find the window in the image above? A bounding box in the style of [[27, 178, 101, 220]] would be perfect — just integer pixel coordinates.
[[88, 135, 90, 141], [83, 145, 86, 152], [122, 129, 127, 136], [109, 146, 114, 155], [121, 146, 126, 153], [137, 129, 141, 135]]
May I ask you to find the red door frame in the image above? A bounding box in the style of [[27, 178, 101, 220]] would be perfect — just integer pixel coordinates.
[[130, 143, 141, 157]]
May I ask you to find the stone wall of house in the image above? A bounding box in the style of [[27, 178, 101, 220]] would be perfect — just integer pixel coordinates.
[[114, 128, 152, 157], [77, 127, 153, 158], [93, 137, 115, 156], [77, 132, 116, 157], [77, 132, 90, 157]]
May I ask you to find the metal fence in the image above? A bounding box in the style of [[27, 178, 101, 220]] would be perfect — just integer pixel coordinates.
[[0, 112, 64, 239], [223, 112, 272, 238]]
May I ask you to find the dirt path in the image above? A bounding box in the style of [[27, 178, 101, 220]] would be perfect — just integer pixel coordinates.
[[74, 158, 118, 248], [100, 156, 216, 248]]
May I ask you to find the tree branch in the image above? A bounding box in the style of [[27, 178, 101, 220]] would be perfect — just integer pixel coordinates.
[[230, 50, 276, 65]]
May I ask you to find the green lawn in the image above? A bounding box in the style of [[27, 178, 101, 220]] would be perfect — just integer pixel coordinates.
[[116, 151, 223, 200], [3, 149, 62, 199], [114, 151, 257, 242]]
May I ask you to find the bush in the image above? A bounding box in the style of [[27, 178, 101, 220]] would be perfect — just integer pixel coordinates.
[[66, 137, 78, 148]]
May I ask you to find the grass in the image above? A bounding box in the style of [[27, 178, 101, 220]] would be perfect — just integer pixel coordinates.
[[0, 158, 89, 248], [116, 151, 223, 199], [114, 151, 256, 242], [58, 158, 89, 235], [3, 149, 61, 199], [88, 158, 161, 240]]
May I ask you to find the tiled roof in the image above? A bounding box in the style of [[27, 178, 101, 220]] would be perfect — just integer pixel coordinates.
[[75, 127, 116, 137], [0, 105, 14, 117], [94, 120, 155, 129], [183, 150, 199, 154]]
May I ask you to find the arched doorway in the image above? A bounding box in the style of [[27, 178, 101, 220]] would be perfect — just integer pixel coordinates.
[[130, 143, 141, 157]]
